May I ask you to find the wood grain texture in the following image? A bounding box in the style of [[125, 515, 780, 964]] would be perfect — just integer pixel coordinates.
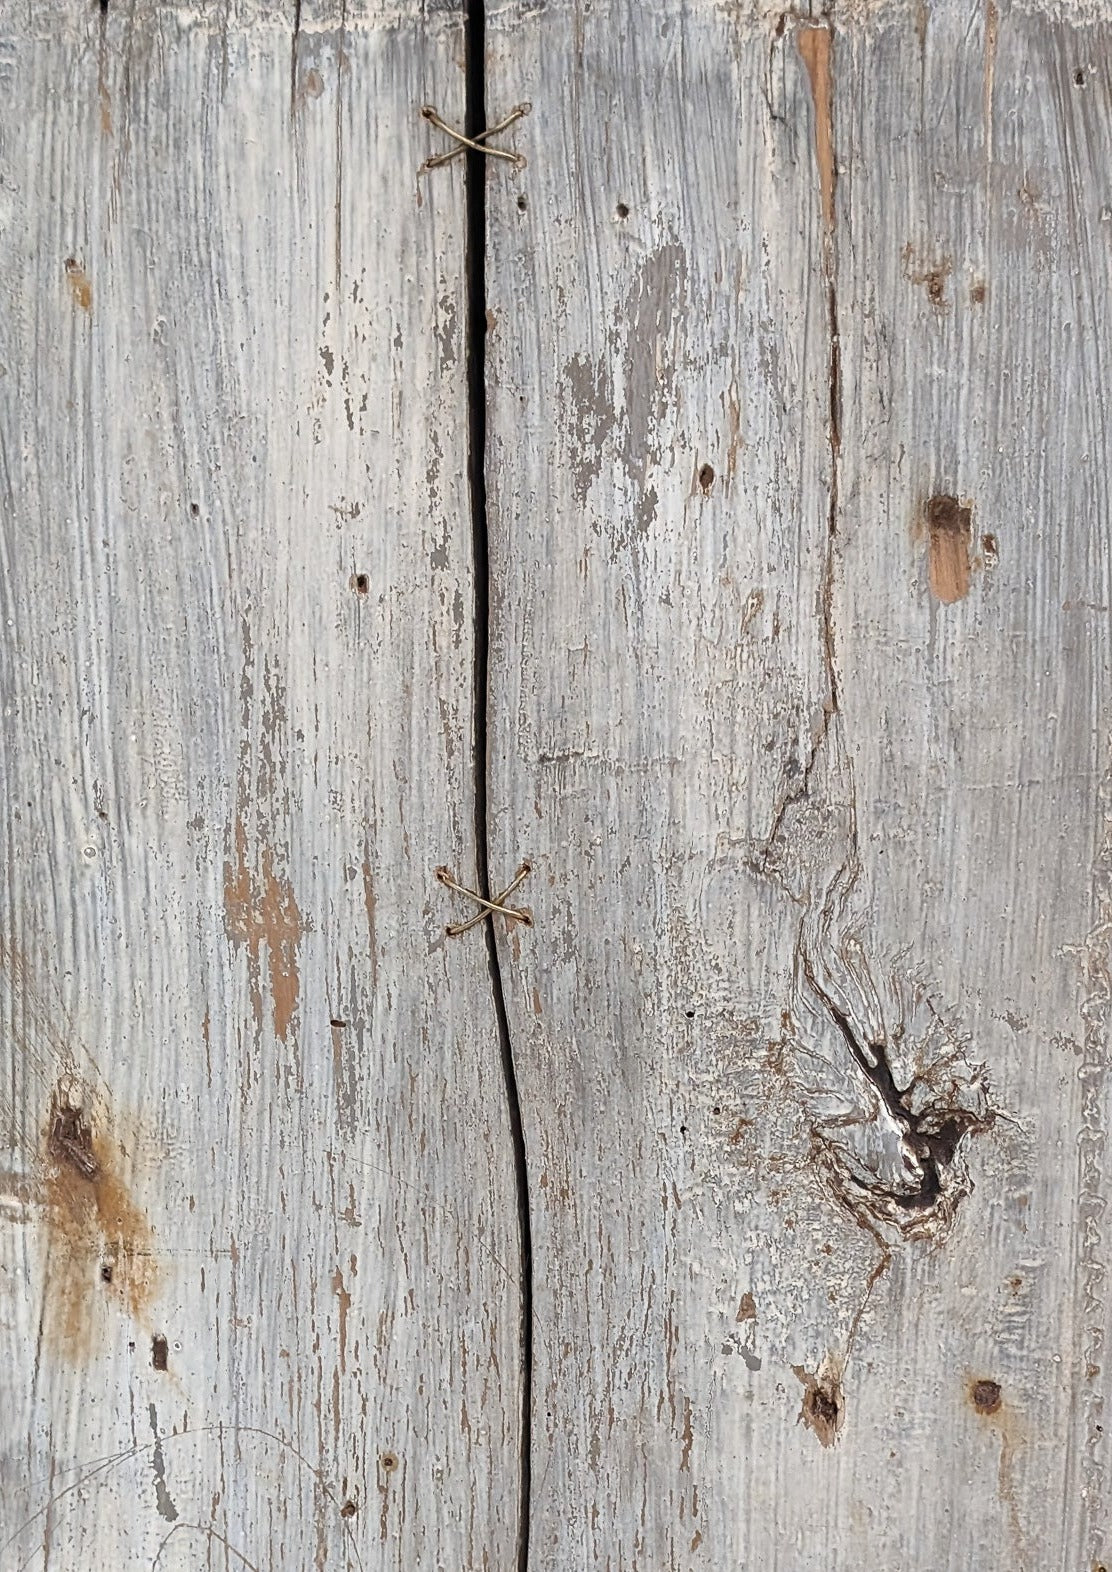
[[0, 4, 524, 1569], [485, 1, 1112, 1567]]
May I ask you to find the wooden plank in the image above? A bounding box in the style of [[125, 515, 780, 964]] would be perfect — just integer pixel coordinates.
[[485, 1, 1111, 1566], [0, 5, 522, 1568]]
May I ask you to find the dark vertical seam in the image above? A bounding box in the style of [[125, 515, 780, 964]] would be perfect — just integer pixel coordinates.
[[464, 6, 533, 1569], [290, 0, 302, 117], [333, 0, 347, 286]]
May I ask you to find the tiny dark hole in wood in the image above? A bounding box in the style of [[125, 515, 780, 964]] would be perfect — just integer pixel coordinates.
[[685, 1009, 696, 1018], [517, 194, 528, 211], [712, 1105, 721, 1115], [1075, 67, 1086, 85], [971, 1378, 1001, 1414], [615, 202, 630, 219], [152, 1334, 169, 1371], [354, 573, 370, 594], [340, 1500, 358, 1519], [100, 1262, 113, 1283], [806, 1386, 840, 1426], [330, 1018, 347, 1029], [926, 493, 971, 536], [698, 463, 715, 493], [381, 1452, 399, 1472], [98, 0, 109, 13], [190, 502, 200, 516]]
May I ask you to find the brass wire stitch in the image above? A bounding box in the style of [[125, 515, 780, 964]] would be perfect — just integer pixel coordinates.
[[436, 862, 533, 937], [419, 103, 531, 174]]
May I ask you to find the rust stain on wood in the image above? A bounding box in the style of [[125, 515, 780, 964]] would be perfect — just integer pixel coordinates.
[[925, 493, 974, 603], [224, 817, 304, 1042], [797, 23, 835, 239], [42, 1090, 158, 1362], [64, 258, 92, 312]]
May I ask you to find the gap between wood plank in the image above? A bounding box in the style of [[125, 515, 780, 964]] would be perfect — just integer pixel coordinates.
[[464, 4, 534, 1566]]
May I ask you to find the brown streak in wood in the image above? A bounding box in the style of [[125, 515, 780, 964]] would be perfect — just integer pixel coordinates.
[[797, 24, 835, 246], [224, 817, 304, 1042], [984, 0, 999, 169], [966, 1377, 1029, 1559], [63, 259, 92, 313], [679, 1398, 694, 1471], [332, 1265, 351, 1375], [926, 494, 974, 604]]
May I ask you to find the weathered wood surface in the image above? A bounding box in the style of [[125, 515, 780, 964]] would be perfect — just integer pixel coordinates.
[[3, 0, 1112, 1569], [486, 0, 1111, 1567], [0, 4, 524, 1568]]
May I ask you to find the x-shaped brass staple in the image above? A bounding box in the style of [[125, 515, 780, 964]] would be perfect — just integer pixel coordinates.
[[419, 103, 531, 174], [436, 862, 533, 937]]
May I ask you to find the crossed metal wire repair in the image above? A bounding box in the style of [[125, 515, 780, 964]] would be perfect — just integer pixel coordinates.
[[419, 103, 531, 174], [436, 861, 533, 937]]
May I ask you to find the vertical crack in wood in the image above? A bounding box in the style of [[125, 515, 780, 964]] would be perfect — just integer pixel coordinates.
[[798, 16, 841, 731], [756, 19, 994, 1249], [464, 5, 533, 1567], [760, 16, 841, 863], [290, 0, 302, 118]]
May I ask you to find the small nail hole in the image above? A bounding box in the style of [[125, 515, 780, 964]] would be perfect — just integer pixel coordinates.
[[190, 502, 200, 516], [685, 1009, 696, 1019], [517, 194, 528, 211], [340, 1499, 358, 1518], [1074, 67, 1086, 85], [330, 1018, 347, 1029], [615, 202, 629, 219], [971, 1378, 1002, 1414], [100, 1262, 113, 1283], [353, 573, 369, 594], [152, 1334, 169, 1371], [381, 1452, 399, 1472], [698, 463, 715, 493]]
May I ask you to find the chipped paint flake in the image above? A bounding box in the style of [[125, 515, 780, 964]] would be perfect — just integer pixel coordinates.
[[224, 817, 304, 1043]]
